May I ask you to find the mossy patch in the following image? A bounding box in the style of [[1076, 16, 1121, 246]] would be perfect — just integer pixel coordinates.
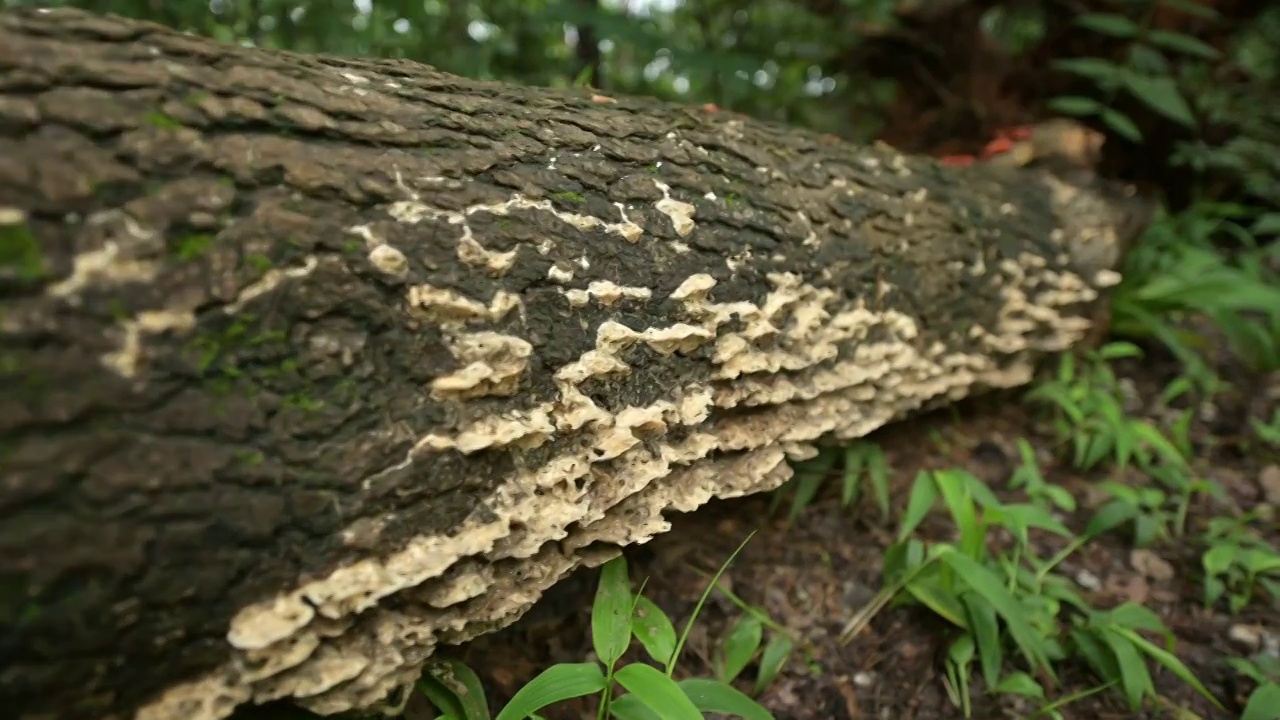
[[173, 234, 214, 261], [0, 215, 43, 280], [552, 191, 585, 204], [233, 449, 265, 466], [282, 392, 325, 412], [245, 253, 273, 273], [185, 313, 330, 416], [144, 111, 182, 130]]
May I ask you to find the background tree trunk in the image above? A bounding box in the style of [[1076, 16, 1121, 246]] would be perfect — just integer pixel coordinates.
[[0, 8, 1150, 720]]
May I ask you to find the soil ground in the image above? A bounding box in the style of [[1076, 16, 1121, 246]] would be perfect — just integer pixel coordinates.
[[422, 345, 1280, 720]]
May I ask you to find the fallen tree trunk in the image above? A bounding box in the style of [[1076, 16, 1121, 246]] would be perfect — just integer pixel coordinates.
[[0, 8, 1152, 720]]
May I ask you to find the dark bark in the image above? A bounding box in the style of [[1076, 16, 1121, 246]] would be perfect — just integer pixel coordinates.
[[0, 8, 1151, 720]]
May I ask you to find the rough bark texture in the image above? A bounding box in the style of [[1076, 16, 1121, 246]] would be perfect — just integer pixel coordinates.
[[0, 9, 1152, 720]]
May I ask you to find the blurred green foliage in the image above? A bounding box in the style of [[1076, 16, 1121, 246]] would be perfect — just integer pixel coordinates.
[[6, 0, 1278, 208], [4, 0, 903, 140]]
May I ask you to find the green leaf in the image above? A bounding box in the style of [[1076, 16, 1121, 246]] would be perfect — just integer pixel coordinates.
[[1241, 682, 1280, 720], [1044, 485, 1077, 512], [1079, 432, 1115, 470], [680, 678, 775, 720], [937, 549, 1055, 676], [632, 596, 678, 667], [613, 663, 704, 720], [948, 632, 975, 670], [717, 615, 764, 683], [494, 663, 608, 720], [424, 659, 492, 720], [1054, 57, 1126, 86], [1048, 95, 1104, 117], [899, 471, 939, 540], [1075, 12, 1140, 37], [961, 592, 1003, 687], [755, 633, 794, 694], [904, 573, 970, 629], [1112, 627, 1224, 709], [1128, 43, 1171, 74], [996, 503, 1074, 540], [593, 556, 635, 667], [1072, 628, 1120, 681], [1105, 603, 1171, 638], [1084, 499, 1137, 539], [1100, 109, 1143, 142], [933, 470, 984, 559], [840, 448, 864, 508], [1123, 73, 1196, 127], [993, 672, 1046, 698], [1130, 421, 1187, 467], [1009, 439, 1044, 491], [1202, 543, 1239, 576], [787, 472, 826, 523], [1243, 548, 1280, 575], [418, 674, 467, 720], [1097, 627, 1154, 709], [959, 470, 1003, 509], [609, 694, 665, 720], [883, 539, 928, 585], [1253, 213, 1280, 236], [1147, 29, 1220, 60]]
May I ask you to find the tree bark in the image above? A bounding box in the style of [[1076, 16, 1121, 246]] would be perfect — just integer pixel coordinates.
[[0, 8, 1151, 720]]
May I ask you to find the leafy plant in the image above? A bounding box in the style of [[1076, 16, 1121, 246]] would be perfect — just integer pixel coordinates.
[[773, 440, 891, 523], [1027, 342, 1190, 473], [1110, 207, 1280, 386], [1201, 516, 1280, 613], [1251, 408, 1280, 448], [1231, 654, 1280, 720], [419, 538, 780, 720], [1049, 5, 1216, 141], [840, 467, 1223, 716]]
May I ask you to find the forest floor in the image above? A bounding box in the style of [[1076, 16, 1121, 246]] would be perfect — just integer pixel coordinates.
[[418, 343, 1280, 720]]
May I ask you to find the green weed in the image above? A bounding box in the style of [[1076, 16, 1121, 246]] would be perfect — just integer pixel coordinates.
[[840, 464, 1223, 716], [418, 536, 786, 720], [773, 441, 891, 524]]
